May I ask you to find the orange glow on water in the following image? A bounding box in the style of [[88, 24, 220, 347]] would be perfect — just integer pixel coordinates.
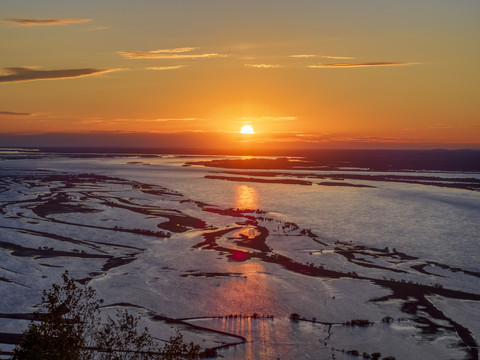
[[209, 261, 281, 316], [235, 185, 258, 210], [205, 260, 289, 358]]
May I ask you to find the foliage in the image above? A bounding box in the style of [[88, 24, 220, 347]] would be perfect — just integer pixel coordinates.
[[159, 331, 202, 360], [289, 313, 300, 322], [345, 319, 373, 327], [11, 271, 201, 360], [12, 271, 100, 360], [95, 310, 156, 360]]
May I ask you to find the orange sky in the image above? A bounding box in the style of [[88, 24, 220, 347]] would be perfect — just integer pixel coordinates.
[[1, 0, 479, 150]]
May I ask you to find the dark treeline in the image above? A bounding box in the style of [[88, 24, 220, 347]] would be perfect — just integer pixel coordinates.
[[189, 150, 480, 172]]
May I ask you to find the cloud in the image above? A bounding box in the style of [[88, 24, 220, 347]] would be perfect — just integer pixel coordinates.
[[121, 53, 226, 60], [326, 136, 409, 143], [5, 18, 92, 26], [403, 124, 461, 132], [427, 124, 452, 130], [321, 56, 355, 60], [308, 62, 418, 68], [146, 65, 185, 71], [290, 54, 317, 58], [86, 25, 108, 31], [244, 64, 281, 69], [290, 55, 354, 59], [234, 116, 297, 123], [250, 133, 414, 145], [152, 118, 204, 122], [0, 110, 32, 116], [2, 131, 477, 150], [119, 47, 227, 60], [148, 47, 199, 53], [93, 117, 207, 124], [0, 67, 119, 83]]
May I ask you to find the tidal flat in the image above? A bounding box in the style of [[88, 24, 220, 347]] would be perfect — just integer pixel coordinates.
[[1, 151, 480, 359]]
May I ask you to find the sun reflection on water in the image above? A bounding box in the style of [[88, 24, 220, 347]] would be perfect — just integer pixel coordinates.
[[219, 316, 280, 359], [235, 185, 258, 210], [213, 315, 304, 359], [208, 261, 281, 316]]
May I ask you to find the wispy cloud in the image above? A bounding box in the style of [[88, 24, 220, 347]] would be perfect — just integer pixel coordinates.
[[0, 67, 119, 83], [149, 47, 199, 53], [5, 18, 92, 26], [405, 124, 460, 132], [153, 117, 204, 122], [119, 47, 227, 60], [290, 55, 354, 59], [244, 64, 281, 69], [321, 56, 355, 60], [234, 116, 297, 123], [99, 117, 207, 124], [0, 110, 32, 116], [86, 25, 108, 31], [325, 136, 409, 143], [308, 62, 418, 68], [290, 54, 317, 58], [254, 133, 413, 145], [427, 124, 452, 130], [121, 53, 226, 59], [146, 65, 185, 71], [78, 117, 104, 125]]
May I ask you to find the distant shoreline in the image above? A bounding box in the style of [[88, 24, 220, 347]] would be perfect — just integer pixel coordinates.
[[2, 147, 480, 172]]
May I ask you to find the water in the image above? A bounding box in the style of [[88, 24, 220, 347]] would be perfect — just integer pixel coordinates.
[[6, 153, 478, 271]]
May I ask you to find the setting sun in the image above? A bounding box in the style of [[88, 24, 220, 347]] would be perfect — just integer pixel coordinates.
[[240, 125, 254, 134]]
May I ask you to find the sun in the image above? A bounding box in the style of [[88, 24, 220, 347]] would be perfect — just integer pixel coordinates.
[[240, 125, 254, 134]]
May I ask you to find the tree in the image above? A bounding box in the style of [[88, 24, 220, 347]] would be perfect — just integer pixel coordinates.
[[95, 310, 156, 360], [289, 313, 300, 323], [12, 271, 100, 360], [12, 271, 201, 360], [160, 331, 202, 360]]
